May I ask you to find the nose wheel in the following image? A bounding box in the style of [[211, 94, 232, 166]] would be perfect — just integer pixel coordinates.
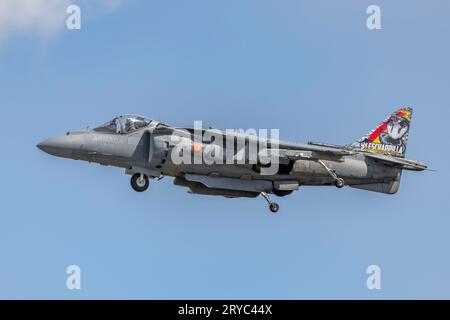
[[130, 173, 149, 192], [261, 192, 279, 213]]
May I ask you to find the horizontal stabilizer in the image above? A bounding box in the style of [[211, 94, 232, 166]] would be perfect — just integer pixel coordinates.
[[364, 153, 427, 171], [350, 178, 401, 194]]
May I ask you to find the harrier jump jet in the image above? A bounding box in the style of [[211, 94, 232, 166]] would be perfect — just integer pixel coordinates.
[[37, 107, 427, 212]]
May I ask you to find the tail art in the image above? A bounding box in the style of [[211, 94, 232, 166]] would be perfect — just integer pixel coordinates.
[[350, 107, 412, 157]]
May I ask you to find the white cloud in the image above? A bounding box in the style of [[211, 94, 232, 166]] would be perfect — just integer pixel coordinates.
[[0, 0, 127, 42], [0, 0, 70, 41]]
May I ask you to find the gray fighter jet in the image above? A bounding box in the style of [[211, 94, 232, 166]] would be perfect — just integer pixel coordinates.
[[37, 107, 427, 212]]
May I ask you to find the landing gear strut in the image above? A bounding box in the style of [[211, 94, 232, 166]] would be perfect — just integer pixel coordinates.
[[130, 173, 149, 192], [261, 192, 279, 213], [317, 160, 345, 189]]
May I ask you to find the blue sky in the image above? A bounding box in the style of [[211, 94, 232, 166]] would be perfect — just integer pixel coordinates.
[[0, 0, 449, 299]]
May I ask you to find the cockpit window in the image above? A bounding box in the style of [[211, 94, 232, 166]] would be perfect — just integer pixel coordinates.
[[93, 115, 152, 134], [93, 119, 119, 133], [122, 116, 151, 133]]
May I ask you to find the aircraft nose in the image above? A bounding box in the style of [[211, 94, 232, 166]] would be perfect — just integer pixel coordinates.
[[37, 135, 83, 158]]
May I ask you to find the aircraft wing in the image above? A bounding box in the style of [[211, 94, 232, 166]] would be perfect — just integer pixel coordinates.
[[224, 131, 356, 159], [275, 142, 355, 160], [174, 128, 355, 159]]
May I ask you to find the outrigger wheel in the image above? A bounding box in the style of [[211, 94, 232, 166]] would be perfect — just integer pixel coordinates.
[[130, 173, 149, 192], [317, 160, 345, 189], [269, 202, 280, 213], [261, 192, 280, 213], [335, 178, 345, 188]]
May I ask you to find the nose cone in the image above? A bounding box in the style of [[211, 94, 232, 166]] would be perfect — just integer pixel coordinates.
[[37, 135, 83, 158]]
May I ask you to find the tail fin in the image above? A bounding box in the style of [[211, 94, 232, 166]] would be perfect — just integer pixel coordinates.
[[350, 107, 412, 158]]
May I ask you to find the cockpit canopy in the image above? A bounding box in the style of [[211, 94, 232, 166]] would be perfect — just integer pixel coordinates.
[[93, 115, 152, 134]]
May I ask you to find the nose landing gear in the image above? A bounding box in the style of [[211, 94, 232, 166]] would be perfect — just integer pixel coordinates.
[[261, 192, 279, 213], [130, 173, 149, 192]]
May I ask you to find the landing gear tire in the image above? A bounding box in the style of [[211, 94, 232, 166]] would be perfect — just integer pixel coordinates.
[[260, 192, 280, 213], [131, 173, 149, 192], [269, 202, 279, 213], [335, 178, 345, 188]]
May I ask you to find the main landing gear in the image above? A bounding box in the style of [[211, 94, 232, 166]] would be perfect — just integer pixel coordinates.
[[317, 160, 345, 189], [130, 173, 149, 192], [261, 192, 279, 213]]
